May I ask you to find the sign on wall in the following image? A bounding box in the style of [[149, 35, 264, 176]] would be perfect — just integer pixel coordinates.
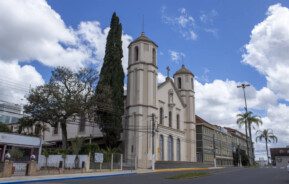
[[94, 153, 104, 163]]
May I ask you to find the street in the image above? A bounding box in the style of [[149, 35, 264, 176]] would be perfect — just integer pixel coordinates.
[[33, 168, 289, 184]]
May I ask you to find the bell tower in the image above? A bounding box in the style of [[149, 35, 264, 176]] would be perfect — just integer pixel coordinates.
[[173, 65, 197, 162], [124, 32, 158, 168]]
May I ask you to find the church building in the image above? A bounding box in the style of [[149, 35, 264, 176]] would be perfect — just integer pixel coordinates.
[[124, 32, 197, 169]]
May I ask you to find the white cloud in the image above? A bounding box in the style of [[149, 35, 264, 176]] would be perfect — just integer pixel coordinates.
[[243, 4, 289, 101], [0, 0, 133, 103], [157, 72, 166, 83], [76, 21, 133, 73], [201, 68, 210, 82], [195, 79, 277, 130], [168, 50, 185, 63], [161, 6, 197, 40], [199, 10, 218, 24], [254, 104, 289, 159], [0, 0, 89, 70], [0, 61, 44, 104]]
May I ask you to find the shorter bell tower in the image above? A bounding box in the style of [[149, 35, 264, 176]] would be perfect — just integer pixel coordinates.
[[173, 65, 197, 162]]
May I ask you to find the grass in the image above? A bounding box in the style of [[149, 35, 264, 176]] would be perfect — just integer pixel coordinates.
[[167, 172, 209, 179]]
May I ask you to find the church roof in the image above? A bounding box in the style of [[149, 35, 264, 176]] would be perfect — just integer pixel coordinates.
[[158, 77, 187, 107], [173, 65, 194, 77], [128, 32, 158, 47]]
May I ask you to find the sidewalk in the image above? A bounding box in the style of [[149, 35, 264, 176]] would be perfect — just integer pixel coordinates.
[[0, 170, 136, 184]]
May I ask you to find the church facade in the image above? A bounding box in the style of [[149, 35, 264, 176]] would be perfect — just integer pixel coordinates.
[[123, 32, 197, 169]]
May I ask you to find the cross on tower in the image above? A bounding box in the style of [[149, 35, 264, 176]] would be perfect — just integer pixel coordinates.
[[166, 66, 170, 78]]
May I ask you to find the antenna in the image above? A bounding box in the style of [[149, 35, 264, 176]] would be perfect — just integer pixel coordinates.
[[181, 54, 184, 66], [142, 15, 144, 33]]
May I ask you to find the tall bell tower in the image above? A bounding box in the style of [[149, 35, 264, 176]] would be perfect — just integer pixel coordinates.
[[173, 65, 197, 162], [124, 32, 158, 168]]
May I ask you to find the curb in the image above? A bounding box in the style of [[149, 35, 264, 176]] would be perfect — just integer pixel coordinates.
[[155, 167, 210, 173], [0, 171, 137, 184]]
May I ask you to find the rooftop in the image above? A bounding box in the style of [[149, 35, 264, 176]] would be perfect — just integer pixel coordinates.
[[173, 65, 194, 77], [128, 32, 158, 47]]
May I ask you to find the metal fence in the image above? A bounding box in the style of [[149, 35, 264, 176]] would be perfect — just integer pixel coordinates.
[[90, 153, 136, 171]]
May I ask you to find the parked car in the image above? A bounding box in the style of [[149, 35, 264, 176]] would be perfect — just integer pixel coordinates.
[[287, 161, 289, 172]]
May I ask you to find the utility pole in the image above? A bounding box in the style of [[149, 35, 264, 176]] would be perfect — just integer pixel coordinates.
[[213, 134, 217, 168], [151, 114, 156, 170], [237, 83, 253, 165]]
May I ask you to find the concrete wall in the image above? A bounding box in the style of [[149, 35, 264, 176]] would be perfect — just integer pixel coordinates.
[[38, 155, 89, 169], [275, 156, 289, 168]]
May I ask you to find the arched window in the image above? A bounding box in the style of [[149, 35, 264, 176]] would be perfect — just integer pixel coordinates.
[[178, 77, 182, 89], [152, 48, 156, 65], [134, 46, 139, 61], [168, 135, 174, 161], [159, 108, 163, 125], [169, 111, 172, 127], [177, 138, 181, 161], [191, 78, 194, 90], [159, 135, 164, 160], [176, 114, 180, 130]]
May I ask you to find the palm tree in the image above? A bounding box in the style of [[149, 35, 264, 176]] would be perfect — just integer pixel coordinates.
[[237, 111, 262, 161], [256, 129, 278, 165]]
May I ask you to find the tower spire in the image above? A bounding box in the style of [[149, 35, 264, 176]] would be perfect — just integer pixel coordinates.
[[142, 15, 145, 33]]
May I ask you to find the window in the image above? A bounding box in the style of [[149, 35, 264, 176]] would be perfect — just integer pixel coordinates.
[[159, 135, 164, 160], [152, 48, 156, 65], [177, 138, 181, 161], [134, 46, 139, 61], [159, 108, 163, 124], [53, 123, 59, 134], [169, 111, 172, 127], [168, 89, 174, 104], [176, 114, 180, 130], [178, 77, 182, 89], [168, 135, 174, 161], [191, 78, 194, 89]]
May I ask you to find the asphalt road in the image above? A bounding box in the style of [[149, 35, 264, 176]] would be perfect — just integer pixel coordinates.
[[34, 167, 289, 184]]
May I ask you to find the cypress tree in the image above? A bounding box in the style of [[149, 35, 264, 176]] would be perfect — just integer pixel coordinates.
[[95, 12, 124, 148]]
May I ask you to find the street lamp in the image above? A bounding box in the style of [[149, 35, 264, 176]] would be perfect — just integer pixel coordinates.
[[237, 83, 253, 165]]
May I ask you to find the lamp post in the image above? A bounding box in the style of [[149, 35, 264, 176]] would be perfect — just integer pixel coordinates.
[[237, 83, 253, 165]]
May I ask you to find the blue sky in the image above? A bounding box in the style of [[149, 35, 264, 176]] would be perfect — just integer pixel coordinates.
[[44, 0, 287, 89], [1, 0, 289, 159]]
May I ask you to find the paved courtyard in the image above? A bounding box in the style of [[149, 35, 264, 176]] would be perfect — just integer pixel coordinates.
[[32, 167, 289, 184]]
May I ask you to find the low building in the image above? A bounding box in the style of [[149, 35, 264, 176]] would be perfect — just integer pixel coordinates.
[[196, 116, 233, 166], [43, 117, 103, 147], [270, 147, 289, 168], [0, 101, 23, 125], [225, 127, 248, 155], [0, 132, 41, 161]]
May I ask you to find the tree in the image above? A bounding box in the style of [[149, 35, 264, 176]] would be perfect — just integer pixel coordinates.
[[71, 137, 85, 168], [42, 148, 50, 169], [18, 116, 49, 136], [256, 129, 278, 165], [95, 12, 124, 148], [24, 67, 98, 149], [237, 111, 262, 162], [0, 123, 11, 133]]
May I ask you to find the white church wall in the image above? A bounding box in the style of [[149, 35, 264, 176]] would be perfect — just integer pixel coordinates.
[[43, 120, 103, 142]]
